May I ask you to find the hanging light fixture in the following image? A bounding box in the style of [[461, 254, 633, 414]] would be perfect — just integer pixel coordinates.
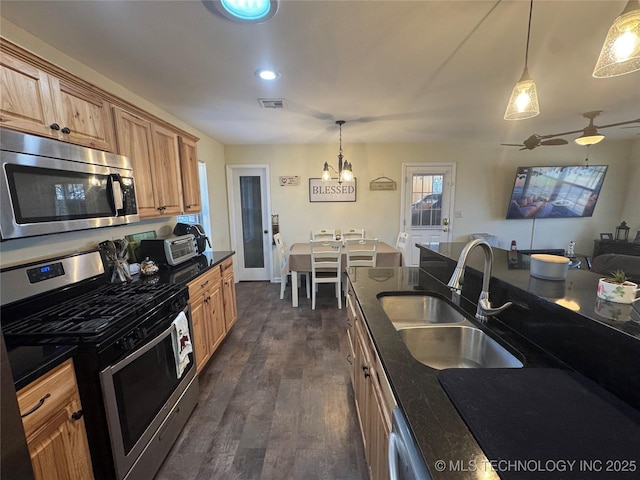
[[322, 120, 353, 184], [593, 0, 640, 78], [504, 0, 540, 121]]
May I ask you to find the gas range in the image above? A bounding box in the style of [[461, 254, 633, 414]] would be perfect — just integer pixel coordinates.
[[3, 281, 188, 348], [1, 249, 198, 480]]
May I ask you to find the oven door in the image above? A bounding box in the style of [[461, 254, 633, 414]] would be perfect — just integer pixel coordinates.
[[99, 308, 196, 480]]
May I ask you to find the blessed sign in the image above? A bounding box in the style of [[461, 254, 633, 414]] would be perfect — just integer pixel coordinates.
[[309, 178, 357, 202]]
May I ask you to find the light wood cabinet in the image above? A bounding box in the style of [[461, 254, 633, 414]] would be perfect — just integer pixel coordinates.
[[1, 50, 115, 151], [179, 136, 202, 213], [221, 257, 238, 331], [348, 282, 395, 480], [188, 266, 225, 374], [151, 124, 183, 216], [113, 107, 183, 217], [17, 358, 94, 480]]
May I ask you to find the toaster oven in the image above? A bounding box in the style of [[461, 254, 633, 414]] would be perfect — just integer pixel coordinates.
[[139, 234, 198, 266]]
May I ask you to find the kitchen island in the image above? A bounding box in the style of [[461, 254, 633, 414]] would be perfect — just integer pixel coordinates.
[[347, 243, 640, 479]]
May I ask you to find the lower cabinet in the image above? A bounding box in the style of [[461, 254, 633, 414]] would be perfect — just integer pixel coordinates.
[[17, 358, 94, 480], [347, 283, 395, 480], [221, 257, 238, 331], [188, 266, 225, 374], [188, 257, 238, 374]]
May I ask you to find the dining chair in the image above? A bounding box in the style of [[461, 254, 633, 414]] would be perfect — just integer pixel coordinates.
[[274, 233, 310, 300], [396, 232, 409, 265], [345, 238, 378, 268], [310, 240, 343, 310], [342, 228, 365, 241], [311, 228, 337, 241]]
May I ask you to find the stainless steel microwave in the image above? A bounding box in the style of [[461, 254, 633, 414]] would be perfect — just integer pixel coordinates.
[[0, 129, 139, 240]]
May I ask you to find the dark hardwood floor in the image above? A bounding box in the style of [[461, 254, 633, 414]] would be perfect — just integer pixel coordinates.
[[155, 280, 369, 480]]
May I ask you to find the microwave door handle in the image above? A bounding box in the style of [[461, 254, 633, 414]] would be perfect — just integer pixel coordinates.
[[108, 174, 124, 215]]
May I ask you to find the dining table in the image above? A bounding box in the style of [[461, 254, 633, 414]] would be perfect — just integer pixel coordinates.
[[286, 241, 403, 307]]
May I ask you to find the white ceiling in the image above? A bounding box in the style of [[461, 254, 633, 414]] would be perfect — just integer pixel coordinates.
[[2, 0, 639, 146]]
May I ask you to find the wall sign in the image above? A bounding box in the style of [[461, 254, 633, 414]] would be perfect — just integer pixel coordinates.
[[309, 178, 357, 202], [279, 176, 299, 186]]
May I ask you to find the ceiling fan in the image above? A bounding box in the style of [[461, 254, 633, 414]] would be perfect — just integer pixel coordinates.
[[502, 111, 640, 150]]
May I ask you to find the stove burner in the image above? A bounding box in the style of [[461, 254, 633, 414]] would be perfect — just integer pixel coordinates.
[[3, 282, 185, 340]]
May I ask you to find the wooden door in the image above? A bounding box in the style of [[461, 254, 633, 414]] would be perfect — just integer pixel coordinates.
[[54, 78, 115, 151], [189, 291, 209, 373], [179, 136, 201, 213], [113, 107, 160, 217], [0, 53, 58, 138], [221, 260, 238, 330], [151, 124, 183, 215], [207, 284, 226, 355]]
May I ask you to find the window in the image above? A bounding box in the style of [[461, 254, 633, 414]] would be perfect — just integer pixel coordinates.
[[177, 162, 212, 251], [411, 174, 443, 227]]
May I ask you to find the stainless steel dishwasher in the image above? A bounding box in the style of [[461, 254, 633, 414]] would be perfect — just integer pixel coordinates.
[[388, 408, 432, 480]]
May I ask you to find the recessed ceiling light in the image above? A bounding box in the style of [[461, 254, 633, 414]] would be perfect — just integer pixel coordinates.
[[214, 0, 278, 24], [255, 69, 280, 80]]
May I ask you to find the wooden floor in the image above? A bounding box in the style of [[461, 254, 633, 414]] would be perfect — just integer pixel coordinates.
[[156, 280, 369, 480]]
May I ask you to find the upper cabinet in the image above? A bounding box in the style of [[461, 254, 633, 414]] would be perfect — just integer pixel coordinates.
[[179, 136, 202, 213], [114, 107, 184, 217], [1, 37, 201, 219], [0, 51, 115, 151]]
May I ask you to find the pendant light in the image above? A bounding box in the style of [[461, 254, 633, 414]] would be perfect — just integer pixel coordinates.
[[504, 0, 540, 120], [593, 0, 640, 78], [322, 120, 353, 184]]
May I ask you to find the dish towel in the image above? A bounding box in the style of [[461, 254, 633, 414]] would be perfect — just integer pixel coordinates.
[[171, 311, 193, 379]]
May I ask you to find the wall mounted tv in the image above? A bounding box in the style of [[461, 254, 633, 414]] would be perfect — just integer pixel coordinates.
[[506, 165, 608, 219]]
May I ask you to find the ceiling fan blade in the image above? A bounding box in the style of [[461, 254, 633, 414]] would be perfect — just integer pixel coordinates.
[[501, 143, 525, 147], [541, 138, 568, 146], [595, 118, 640, 129]]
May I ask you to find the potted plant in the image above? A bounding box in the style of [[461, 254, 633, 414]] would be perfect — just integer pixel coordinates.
[[597, 270, 639, 304]]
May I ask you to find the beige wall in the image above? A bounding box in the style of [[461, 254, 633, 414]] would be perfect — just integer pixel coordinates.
[[1, 18, 638, 270], [226, 138, 639, 256], [0, 20, 230, 267]]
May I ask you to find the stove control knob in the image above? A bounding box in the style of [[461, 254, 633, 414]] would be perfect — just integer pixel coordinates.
[[118, 336, 136, 351]]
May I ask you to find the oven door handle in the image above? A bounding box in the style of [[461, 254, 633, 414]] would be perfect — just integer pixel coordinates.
[[103, 313, 183, 375]]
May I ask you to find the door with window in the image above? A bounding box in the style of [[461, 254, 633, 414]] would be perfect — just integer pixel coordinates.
[[227, 166, 272, 281], [401, 163, 456, 266]]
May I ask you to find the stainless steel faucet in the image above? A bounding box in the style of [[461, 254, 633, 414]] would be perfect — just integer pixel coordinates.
[[447, 238, 512, 322]]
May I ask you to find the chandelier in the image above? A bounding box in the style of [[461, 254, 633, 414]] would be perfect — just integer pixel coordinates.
[[322, 120, 353, 184]]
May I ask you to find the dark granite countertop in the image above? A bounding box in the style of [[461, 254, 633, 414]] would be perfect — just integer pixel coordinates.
[[8, 344, 77, 391], [348, 243, 640, 479], [137, 250, 235, 286]]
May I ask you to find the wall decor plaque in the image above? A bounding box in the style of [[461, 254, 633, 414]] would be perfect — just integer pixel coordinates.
[[309, 178, 356, 202]]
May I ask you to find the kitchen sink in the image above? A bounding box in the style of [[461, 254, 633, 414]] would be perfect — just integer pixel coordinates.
[[398, 325, 524, 369], [378, 294, 466, 329]]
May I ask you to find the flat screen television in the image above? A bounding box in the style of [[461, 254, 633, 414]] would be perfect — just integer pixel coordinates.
[[506, 165, 608, 219]]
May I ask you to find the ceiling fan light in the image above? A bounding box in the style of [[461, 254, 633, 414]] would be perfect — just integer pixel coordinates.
[[574, 134, 605, 146], [504, 69, 540, 120], [593, 1, 640, 78]]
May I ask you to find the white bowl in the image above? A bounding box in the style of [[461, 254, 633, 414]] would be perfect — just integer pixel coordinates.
[[529, 254, 570, 281]]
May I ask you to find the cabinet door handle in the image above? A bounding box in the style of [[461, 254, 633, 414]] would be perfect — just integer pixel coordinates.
[[71, 410, 84, 421], [50, 123, 60, 131], [362, 365, 370, 378], [61, 127, 71, 134], [21, 393, 51, 418]]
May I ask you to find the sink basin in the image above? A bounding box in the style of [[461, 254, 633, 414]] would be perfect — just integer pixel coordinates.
[[398, 325, 523, 369], [378, 294, 466, 329]]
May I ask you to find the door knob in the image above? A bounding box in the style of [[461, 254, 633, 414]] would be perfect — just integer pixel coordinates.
[[264, 230, 268, 234]]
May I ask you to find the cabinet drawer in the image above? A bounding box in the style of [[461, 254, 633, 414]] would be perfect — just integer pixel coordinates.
[[187, 266, 221, 297], [221, 257, 234, 275], [17, 359, 77, 437]]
